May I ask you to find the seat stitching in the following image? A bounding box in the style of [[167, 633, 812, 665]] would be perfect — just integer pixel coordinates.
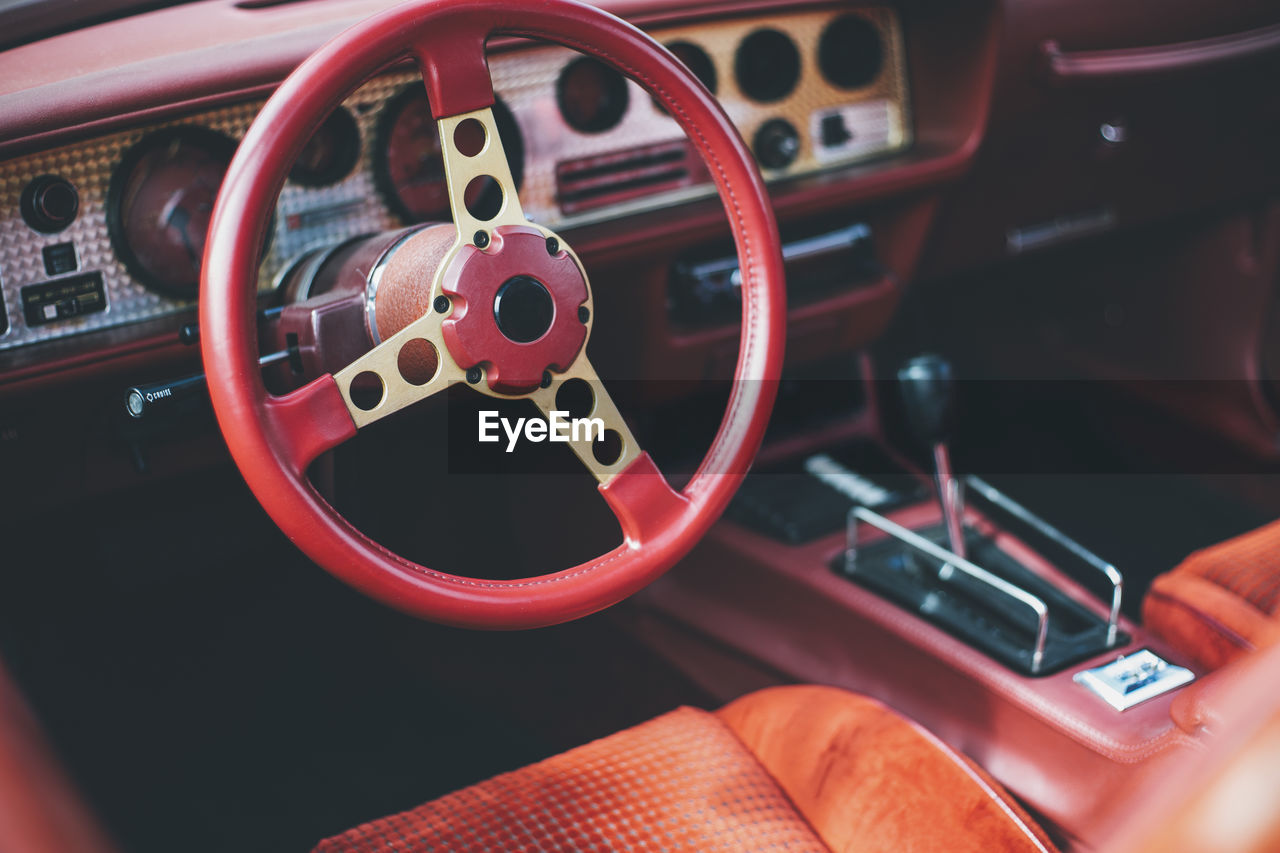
[[367, 530, 633, 588], [315, 481, 636, 588]]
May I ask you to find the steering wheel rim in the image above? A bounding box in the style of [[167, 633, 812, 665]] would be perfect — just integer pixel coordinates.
[[200, 0, 785, 629]]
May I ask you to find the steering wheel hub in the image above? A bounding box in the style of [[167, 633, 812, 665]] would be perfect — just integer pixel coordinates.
[[441, 225, 588, 393]]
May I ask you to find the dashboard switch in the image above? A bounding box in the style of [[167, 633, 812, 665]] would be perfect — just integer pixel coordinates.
[[21, 272, 106, 327], [811, 102, 895, 164], [42, 242, 78, 276], [821, 113, 853, 148], [754, 118, 800, 170]]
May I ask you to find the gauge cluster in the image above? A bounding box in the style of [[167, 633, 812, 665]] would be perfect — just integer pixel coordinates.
[[374, 88, 522, 224], [107, 126, 238, 299], [0, 5, 909, 351]]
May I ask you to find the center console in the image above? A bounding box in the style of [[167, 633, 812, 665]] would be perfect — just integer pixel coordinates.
[[624, 355, 1204, 850]]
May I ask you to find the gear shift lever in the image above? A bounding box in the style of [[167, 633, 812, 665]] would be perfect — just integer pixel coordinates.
[[898, 354, 966, 559]]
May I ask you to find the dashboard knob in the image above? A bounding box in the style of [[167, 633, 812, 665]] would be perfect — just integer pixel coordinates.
[[21, 175, 79, 234], [754, 118, 800, 170]]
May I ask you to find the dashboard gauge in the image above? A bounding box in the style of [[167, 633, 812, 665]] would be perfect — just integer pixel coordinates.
[[669, 42, 718, 95], [734, 28, 801, 103], [374, 86, 524, 224], [654, 41, 717, 114], [107, 126, 236, 298], [556, 57, 630, 134], [291, 106, 361, 187], [818, 15, 883, 89]]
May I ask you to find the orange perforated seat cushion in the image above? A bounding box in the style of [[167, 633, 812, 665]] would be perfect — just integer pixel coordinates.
[[314, 703, 826, 852], [313, 685, 1057, 853], [1144, 519, 1280, 672]]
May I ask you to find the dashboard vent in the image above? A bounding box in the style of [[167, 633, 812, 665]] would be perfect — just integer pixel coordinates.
[[555, 139, 710, 216]]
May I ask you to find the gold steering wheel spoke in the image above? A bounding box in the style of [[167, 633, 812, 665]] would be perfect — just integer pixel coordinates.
[[333, 309, 462, 428], [438, 107, 528, 245], [332, 104, 528, 428], [527, 356, 643, 485], [336, 103, 624, 472]]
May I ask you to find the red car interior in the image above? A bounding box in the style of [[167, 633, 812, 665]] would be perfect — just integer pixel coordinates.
[[3, 0, 1280, 849]]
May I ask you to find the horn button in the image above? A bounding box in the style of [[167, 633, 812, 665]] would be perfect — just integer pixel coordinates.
[[494, 276, 554, 343], [440, 225, 589, 394]]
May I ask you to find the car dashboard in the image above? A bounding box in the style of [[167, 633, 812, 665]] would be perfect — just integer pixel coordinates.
[[3, 1, 1280, 850], [0, 6, 910, 351], [4, 0, 1278, 512]]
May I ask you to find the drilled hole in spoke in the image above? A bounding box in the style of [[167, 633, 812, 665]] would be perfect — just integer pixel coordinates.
[[453, 118, 486, 156], [397, 338, 440, 386], [350, 371, 385, 411], [555, 378, 594, 420], [592, 429, 624, 466], [464, 175, 503, 221]]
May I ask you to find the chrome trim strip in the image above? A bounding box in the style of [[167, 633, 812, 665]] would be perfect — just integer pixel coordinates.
[[965, 475, 1124, 647], [364, 228, 423, 346], [847, 504, 1051, 674], [290, 241, 349, 303], [1006, 208, 1116, 255], [680, 223, 872, 289]]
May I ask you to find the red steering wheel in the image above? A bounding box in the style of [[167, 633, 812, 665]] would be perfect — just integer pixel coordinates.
[[200, 0, 785, 628]]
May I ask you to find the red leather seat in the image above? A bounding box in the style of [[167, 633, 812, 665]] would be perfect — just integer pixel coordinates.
[[314, 685, 1056, 852], [1144, 520, 1280, 672]]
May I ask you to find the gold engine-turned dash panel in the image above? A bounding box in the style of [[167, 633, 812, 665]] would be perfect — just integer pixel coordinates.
[[499, 6, 911, 227]]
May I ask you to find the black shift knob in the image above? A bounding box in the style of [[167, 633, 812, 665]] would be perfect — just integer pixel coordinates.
[[898, 354, 955, 446]]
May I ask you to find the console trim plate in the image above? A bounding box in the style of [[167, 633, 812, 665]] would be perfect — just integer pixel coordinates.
[[1074, 649, 1194, 711]]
